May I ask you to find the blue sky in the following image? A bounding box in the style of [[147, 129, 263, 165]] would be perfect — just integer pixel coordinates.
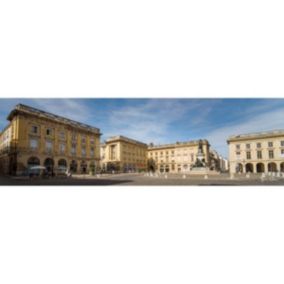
[[1, 98, 284, 158]]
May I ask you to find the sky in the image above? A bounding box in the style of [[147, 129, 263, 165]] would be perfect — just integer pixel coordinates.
[[1, 98, 284, 158]]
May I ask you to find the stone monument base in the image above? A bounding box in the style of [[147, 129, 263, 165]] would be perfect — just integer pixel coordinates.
[[189, 167, 220, 175]]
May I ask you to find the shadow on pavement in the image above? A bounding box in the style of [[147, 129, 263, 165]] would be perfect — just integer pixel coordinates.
[[0, 177, 134, 186]]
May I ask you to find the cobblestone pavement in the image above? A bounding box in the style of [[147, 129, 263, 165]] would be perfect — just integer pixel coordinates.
[[1, 173, 284, 186]]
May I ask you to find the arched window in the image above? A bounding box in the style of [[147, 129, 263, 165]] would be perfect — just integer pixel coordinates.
[[27, 157, 40, 167], [58, 159, 67, 169]]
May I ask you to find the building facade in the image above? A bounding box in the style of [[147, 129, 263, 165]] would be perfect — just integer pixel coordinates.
[[209, 149, 229, 172], [227, 130, 284, 174], [0, 104, 101, 175], [147, 140, 211, 173], [101, 136, 147, 172]]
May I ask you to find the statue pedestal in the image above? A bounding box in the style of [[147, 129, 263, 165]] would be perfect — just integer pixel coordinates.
[[190, 167, 220, 175]]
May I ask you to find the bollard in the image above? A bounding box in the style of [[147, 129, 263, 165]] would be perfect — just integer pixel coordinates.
[[182, 174, 186, 179], [204, 174, 208, 180], [246, 173, 250, 178], [277, 172, 281, 178], [165, 174, 168, 179]]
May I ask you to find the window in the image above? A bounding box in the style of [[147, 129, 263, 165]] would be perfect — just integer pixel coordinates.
[[71, 144, 76, 155], [281, 141, 284, 147], [160, 152, 163, 156], [257, 143, 261, 148], [257, 151, 262, 159], [45, 140, 53, 152], [236, 151, 241, 157], [236, 144, 240, 150], [81, 135, 86, 144], [31, 125, 38, 134], [30, 138, 38, 149], [269, 150, 274, 159], [191, 154, 194, 162], [281, 149, 284, 155], [268, 142, 273, 147], [59, 131, 65, 139], [90, 147, 94, 157], [246, 152, 251, 159], [171, 164, 175, 170], [59, 143, 65, 154], [110, 145, 116, 160], [46, 128, 52, 136], [82, 147, 86, 157], [90, 137, 95, 145], [246, 144, 250, 149]]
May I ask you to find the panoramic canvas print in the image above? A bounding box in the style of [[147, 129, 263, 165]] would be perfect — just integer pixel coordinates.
[[0, 98, 284, 186]]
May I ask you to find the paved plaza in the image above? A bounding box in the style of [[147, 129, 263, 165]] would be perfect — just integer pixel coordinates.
[[1, 172, 284, 186]]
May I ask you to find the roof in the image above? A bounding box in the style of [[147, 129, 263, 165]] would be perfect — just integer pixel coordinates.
[[106, 135, 147, 147], [148, 139, 209, 150], [7, 104, 101, 135], [227, 129, 284, 142]]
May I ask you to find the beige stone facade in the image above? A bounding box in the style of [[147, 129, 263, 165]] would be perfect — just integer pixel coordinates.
[[147, 140, 211, 173], [227, 130, 284, 174], [100, 136, 147, 172], [0, 104, 101, 175]]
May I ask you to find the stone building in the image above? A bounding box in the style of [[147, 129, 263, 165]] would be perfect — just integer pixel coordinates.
[[0, 104, 101, 175], [227, 130, 284, 174], [100, 136, 147, 172], [209, 149, 229, 172], [219, 156, 229, 172], [147, 140, 211, 173]]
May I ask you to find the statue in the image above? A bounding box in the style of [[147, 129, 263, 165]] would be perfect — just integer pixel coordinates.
[[192, 140, 206, 168]]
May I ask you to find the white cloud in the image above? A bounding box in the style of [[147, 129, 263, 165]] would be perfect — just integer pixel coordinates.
[[0, 99, 95, 131], [30, 99, 93, 122], [104, 99, 217, 143], [206, 107, 284, 158]]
